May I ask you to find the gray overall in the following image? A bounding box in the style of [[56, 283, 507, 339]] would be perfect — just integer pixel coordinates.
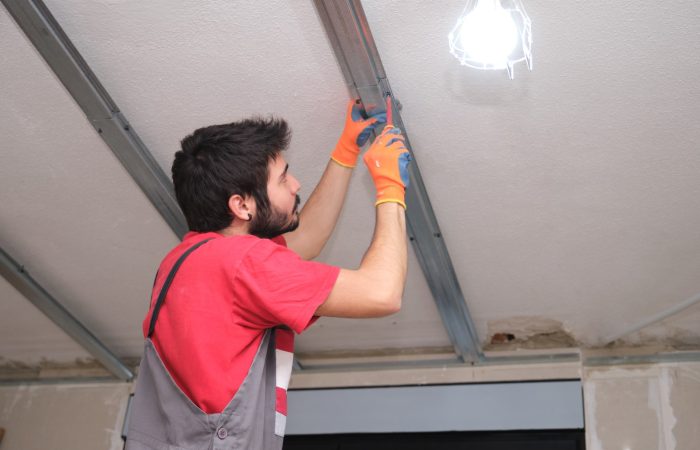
[[125, 239, 284, 450]]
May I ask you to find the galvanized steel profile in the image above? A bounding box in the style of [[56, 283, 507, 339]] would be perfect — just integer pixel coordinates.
[[0, 247, 134, 381], [2, 0, 188, 239], [314, 0, 482, 363]]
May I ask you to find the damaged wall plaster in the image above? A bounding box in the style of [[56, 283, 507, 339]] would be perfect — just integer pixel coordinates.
[[583, 362, 700, 450], [485, 316, 579, 350], [484, 315, 700, 353], [668, 363, 700, 448]]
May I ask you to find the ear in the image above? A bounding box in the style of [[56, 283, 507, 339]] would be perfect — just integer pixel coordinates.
[[228, 194, 255, 222]]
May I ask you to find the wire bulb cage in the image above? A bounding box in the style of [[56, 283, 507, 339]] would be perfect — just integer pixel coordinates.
[[449, 0, 532, 79]]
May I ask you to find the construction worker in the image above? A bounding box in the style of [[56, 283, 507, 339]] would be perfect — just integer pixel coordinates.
[[125, 98, 410, 450]]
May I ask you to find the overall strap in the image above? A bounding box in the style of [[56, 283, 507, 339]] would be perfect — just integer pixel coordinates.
[[147, 238, 213, 338]]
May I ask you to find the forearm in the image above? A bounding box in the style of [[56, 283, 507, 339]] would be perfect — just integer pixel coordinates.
[[291, 160, 353, 259], [357, 202, 407, 306], [314, 118, 410, 319], [316, 202, 407, 318]]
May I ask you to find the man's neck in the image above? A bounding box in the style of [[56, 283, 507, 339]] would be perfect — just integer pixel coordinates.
[[218, 221, 250, 237]]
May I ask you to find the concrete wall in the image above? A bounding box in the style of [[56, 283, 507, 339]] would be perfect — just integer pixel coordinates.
[[0, 381, 130, 450], [583, 362, 700, 450], [1, 362, 698, 449]]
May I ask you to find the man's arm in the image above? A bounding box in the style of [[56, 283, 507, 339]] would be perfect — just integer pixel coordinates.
[[284, 100, 385, 260], [316, 122, 412, 318], [316, 202, 406, 317], [283, 160, 353, 260]]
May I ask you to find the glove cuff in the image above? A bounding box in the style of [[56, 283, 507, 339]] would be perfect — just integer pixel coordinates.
[[330, 156, 356, 169], [375, 185, 406, 209], [330, 138, 360, 168]]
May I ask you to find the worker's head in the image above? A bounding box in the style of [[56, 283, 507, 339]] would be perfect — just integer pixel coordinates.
[[173, 117, 301, 237]]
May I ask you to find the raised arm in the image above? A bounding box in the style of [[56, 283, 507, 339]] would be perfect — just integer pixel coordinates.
[[316, 120, 412, 318], [284, 100, 385, 260]]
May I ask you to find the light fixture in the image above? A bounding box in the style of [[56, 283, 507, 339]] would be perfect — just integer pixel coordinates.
[[449, 0, 532, 79]]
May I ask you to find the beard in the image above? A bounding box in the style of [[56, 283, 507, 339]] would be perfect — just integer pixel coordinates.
[[248, 194, 301, 239]]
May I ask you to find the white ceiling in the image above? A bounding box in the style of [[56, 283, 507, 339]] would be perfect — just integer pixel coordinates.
[[1, 0, 699, 372]]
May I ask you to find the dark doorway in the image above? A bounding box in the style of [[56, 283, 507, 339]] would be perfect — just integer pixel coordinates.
[[284, 429, 585, 450]]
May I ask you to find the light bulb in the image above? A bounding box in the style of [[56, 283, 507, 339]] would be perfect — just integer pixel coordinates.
[[449, 0, 533, 79], [459, 0, 518, 67]]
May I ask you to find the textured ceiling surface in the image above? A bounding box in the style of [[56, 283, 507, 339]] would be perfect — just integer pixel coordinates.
[[1, 0, 699, 370], [363, 0, 700, 346], [0, 0, 449, 367]]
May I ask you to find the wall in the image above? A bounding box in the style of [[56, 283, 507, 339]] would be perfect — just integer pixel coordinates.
[[1, 362, 699, 449], [0, 381, 130, 450], [583, 362, 700, 450]]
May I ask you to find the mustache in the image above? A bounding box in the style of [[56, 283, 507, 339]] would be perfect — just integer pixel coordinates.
[[294, 194, 301, 211]]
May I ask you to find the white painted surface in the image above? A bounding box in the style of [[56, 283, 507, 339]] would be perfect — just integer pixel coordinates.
[[0, 0, 449, 365], [1, 0, 699, 368], [363, 0, 700, 346], [0, 5, 178, 361]]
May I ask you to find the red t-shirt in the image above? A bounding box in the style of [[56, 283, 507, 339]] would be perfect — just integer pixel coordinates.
[[142, 231, 339, 413]]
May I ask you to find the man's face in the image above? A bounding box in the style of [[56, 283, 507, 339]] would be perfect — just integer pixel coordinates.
[[248, 155, 301, 239]]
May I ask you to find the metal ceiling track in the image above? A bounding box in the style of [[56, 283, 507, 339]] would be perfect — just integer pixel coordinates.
[[314, 0, 482, 363], [295, 349, 700, 373], [2, 0, 188, 239], [1, 0, 184, 380], [2, 0, 320, 376], [0, 247, 134, 381]]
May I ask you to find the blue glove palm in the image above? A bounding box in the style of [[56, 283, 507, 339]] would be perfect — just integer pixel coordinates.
[[331, 100, 387, 168]]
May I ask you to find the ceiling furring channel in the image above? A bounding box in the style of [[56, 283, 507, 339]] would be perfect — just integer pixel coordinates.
[[314, 0, 482, 364], [0, 247, 134, 381], [2, 0, 188, 239], [2, 0, 317, 377]]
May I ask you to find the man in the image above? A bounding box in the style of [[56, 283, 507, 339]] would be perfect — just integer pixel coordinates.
[[125, 98, 410, 450]]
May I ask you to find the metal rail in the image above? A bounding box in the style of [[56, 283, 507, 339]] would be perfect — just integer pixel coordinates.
[[2, 0, 187, 239], [314, 0, 482, 363], [0, 247, 133, 381]]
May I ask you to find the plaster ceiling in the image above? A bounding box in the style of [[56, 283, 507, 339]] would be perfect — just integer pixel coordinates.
[[362, 0, 700, 348], [1, 0, 699, 374]]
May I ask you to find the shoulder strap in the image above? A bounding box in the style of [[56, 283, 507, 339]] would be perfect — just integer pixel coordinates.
[[147, 238, 213, 338]]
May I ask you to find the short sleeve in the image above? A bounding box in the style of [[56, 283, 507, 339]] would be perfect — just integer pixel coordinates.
[[233, 239, 339, 334], [270, 235, 286, 246]]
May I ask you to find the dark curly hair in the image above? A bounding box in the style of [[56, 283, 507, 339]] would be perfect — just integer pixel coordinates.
[[172, 117, 291, 232]]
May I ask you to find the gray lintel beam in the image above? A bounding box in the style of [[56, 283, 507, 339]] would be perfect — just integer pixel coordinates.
[[0, 247, 134, 381], [2, 0, 187, 239], [314, 0, 482, 363]]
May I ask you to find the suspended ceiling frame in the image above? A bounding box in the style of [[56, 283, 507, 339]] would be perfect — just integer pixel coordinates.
[[0, 247, 133, 381], [2, 0, 699, 381], [1, 0, 187, 240], [3, 0, 490, 374], [314, 0, 482, 364]]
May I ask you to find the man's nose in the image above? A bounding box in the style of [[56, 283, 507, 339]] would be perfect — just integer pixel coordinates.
[[290, 175, 301, 193]]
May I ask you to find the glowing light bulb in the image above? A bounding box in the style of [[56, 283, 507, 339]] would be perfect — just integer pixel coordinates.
[[459, 0, 518, 67], [449, 0, 532, 79]]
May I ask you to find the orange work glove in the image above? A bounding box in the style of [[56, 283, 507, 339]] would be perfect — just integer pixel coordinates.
[[363, 125, 411, 209], [331, 100, 387, 168]]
